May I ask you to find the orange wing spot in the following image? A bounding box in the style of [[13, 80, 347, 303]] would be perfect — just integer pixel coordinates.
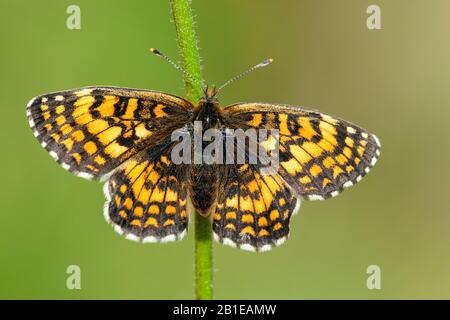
[[144, 217, 158, 228], [336, 154, 348, 165], [310, 164, 322, 177], [130, 219, 141, 227], [278, 114, 291, 135], [163, 219, 175, 226], [319, 120, 337, 135], [258, 217, 268, 227], [87, 119, 109, 135], [343, 147, 353, 159], [226, 195, 238, 209], [153, 104, 167, 118], [148, 170, 160, 185], [253, 197, 265, 214], [354, 157, 361, 165], [279, 197, 286, 206], [165, 205, 177, 214], [317, 138, 335, 153], [165, 188, 178, 203], [40, 104, 49, 111], [270, 210, 279, 221], [225, 223, 236, 231], [225, 211, 236, 220], [119, 184, 127, 193], [346, 165, 354, 173], [124, 98, 138, 118], [247, 180, 259, 193], [124, 197, 133, 210], [104, 141, 128, 158], [281, 158, 302, 175], [72, 153, 82, 164], [51, 133, 60, 142], [97, 126, 122, 145], [55, 105, 65, 114], [74, 95, 95, 109], [115, 195, 121, 206], [241, 214, 254, 224], [323, 156, 335, 169], [60, 124, 73, 135], [213, 213, 221, 221], [258, 179, 274, 209], [94, 155, 106, 165], [273, 222, 283, 231], [247, 113, 262, 127], [322, 178, 332, 187], [43, 111, 50, 120], [239, 196, 254, 212], [149, 204, 160, 215], [135, 123, 152, 139], [240, 226, 256, 237], [133, 206, 143, 217], [299, 175, 311, 184], [160, 156, 170, 165], [360, 140, 368, 147], [302, 141, 323, 158], [55, 115, 66, 126], [333, 166, 344, 179], [84, 141, 97, 155], [72, 130, 85, 142], [127, 160, 148, 182], [258, 229, 270, 237], [298, 118, 317, 140], [97, 95, 119, 117], [290, 144, 312, 165], [345, 137, 354, 147], [74, 113, 93, 125], [44, 123, 52, 131], [357, 146, 365, 156], [119, 210, 127, 219], [149, 186, 166, 204], [62, 138, 74, 151], [262, 175, 281, 193], [180, 209, 187, 218]]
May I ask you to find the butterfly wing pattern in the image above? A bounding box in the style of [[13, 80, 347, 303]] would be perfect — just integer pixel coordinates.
[[27, 86, 194, 242], [27, 86, 380, 251], [211, 103, 381, 251]]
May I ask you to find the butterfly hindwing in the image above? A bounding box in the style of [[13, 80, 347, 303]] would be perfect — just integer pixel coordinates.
[[213, 163, 300, 252], [104, 142, 189, 242], [26, 86, 193, 180], [223, 103, 381, 201]]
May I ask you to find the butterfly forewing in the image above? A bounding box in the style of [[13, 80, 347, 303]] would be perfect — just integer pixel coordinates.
[[26, 86, 193, 180]]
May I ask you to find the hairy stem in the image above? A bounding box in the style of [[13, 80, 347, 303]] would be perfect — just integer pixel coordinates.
[[169, 0, 213, 300]]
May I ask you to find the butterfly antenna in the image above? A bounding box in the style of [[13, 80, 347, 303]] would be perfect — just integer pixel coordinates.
[[149, 48, 204, 90], [217, 58, 274, 93]]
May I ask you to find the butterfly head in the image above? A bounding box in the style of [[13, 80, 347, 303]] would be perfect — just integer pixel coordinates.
[[202, 85, 219, 102]]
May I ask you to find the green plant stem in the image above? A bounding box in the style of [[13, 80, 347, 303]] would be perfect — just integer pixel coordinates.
[[169, 0, 213, 300]]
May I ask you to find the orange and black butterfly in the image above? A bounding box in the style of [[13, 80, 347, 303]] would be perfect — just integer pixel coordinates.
[[26, 55, 380, 252]]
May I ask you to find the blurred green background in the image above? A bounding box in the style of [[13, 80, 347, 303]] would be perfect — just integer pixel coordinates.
[[1, 0, 449, 299]]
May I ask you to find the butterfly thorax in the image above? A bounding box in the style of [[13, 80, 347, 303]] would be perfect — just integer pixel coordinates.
[[188, 87, 223, 216]]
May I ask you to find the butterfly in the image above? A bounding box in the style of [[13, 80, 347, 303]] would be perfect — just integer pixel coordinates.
[[26, 59, 380, 252]]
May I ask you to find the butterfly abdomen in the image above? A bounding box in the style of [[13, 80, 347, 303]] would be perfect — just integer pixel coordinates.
[[187, 97, 223, 216], [188, 164, 219, 216]]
